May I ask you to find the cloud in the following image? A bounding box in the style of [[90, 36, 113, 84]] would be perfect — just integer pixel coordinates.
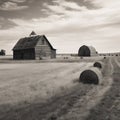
[[0, 1, 28, 11], [43, 0, 87, 14], [86, 0, 120, 8], [10, 0, 26, 3], [53, 0, 87, 10], [41, 0, 120, 28], [43, 3, 66, 14], [0, 0, 120, 54], [0, 17, 17, 29], [4, 0, 120, 33]]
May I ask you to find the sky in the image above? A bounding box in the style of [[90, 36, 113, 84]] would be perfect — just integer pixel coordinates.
[[0, 0, 120, 54]]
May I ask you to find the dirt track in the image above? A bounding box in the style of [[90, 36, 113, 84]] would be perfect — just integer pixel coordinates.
[[0, 57, 119, 120], [85, 58, 120, 120]]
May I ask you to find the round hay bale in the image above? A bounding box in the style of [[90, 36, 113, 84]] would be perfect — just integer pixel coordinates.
[[78, 45, 97, 57], [93, 61, 103, 69], [104, 56, 106, 59], [79, 67, 102, 84]]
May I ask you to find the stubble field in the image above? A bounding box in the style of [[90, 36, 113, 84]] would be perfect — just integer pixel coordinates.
[[0, 56, 119, 120]]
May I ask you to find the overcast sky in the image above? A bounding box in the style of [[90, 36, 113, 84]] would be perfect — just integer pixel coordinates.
[[0, 0, 120, 54]]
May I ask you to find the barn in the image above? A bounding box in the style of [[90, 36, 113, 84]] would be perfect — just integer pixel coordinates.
[[78, 45, 98, 57], [13, 31, 56, 60]]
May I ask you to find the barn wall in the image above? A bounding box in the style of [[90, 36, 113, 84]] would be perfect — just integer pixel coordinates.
[[51, 50, 56, 58], [13, 50, 21, 60], [13, 49, 35, 60], [13, 36, 56, 60], [35, 37, 56, 59]]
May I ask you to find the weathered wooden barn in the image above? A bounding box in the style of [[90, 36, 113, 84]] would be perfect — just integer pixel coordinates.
[[78, 45, 98, 57], [13, 32, 56, 60]]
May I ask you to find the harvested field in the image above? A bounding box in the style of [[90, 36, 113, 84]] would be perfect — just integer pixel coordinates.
[[0, 56, 104, 63], [0, 62, 93, 120], [0, 57, 119, 120], [0, 62, 92, 104], [85, 58, 120, 120]]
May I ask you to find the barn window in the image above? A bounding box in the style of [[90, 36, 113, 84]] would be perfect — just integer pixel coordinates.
[[42, 39, 44, 45]]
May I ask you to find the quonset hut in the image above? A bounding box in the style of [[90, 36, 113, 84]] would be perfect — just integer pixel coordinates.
[[78, 45, 98, 57], [13, 31, 56, 60]]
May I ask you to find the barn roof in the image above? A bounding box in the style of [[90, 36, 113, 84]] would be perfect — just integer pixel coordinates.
[[13, 35, 56, 50]]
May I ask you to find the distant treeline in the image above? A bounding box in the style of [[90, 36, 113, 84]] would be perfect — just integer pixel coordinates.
[[99, 52, 120, 57], [0, 49, 6, 56]]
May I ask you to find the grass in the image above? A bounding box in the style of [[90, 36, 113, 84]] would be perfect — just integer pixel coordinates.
[[0, 56, 119, 120], [0, 62, 93, 106], [0, 62, 94, 120], [0, 55, 104, 63]]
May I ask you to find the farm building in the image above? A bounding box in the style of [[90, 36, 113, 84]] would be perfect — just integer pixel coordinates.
[[13, 31, 56, 60], [78, 45, 98, 57]]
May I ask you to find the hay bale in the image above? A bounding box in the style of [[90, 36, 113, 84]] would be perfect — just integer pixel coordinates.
[[104, 56, 106, 59], [93, 61, 104, 69], [78, 45, 97, 57], [79, 67, 102, 84], [93, 61, 105, 75]]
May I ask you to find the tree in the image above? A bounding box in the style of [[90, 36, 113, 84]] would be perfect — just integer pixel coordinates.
[[0, 49, 6, 56]]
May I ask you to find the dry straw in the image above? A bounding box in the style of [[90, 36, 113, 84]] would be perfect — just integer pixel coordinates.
[[79, 67, 103, 85]]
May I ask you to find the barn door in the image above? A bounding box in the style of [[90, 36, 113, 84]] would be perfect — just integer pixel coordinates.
[[21, 52, 24, 59]]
